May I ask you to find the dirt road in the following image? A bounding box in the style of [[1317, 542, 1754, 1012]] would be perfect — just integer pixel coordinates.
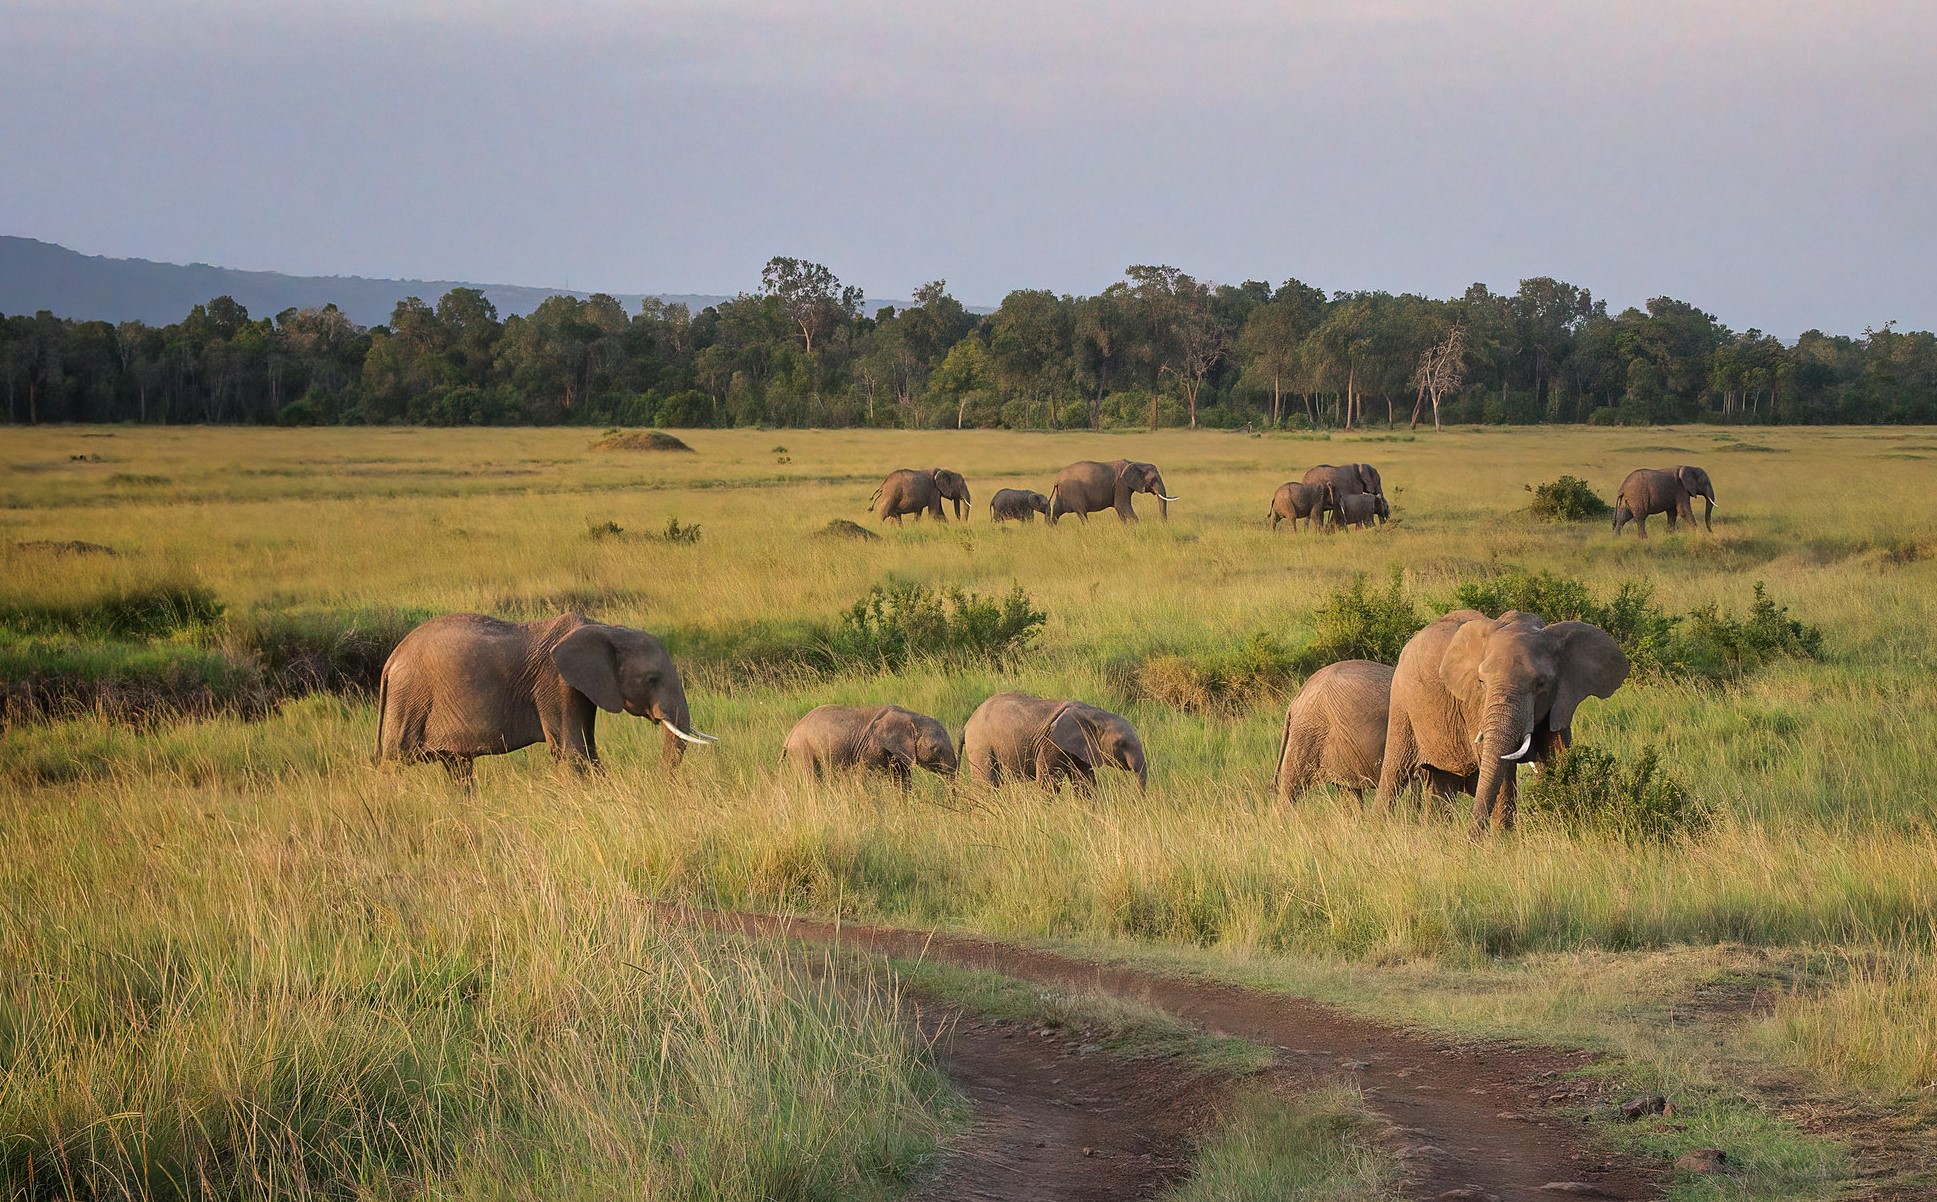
[[701, 910, 1661, 1201]]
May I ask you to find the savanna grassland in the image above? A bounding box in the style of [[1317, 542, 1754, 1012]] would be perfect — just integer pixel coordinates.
[[5, 423, 1937, 1200]]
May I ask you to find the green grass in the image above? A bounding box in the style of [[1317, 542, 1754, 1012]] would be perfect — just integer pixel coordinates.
[[1161, 1084, 1399, 1202], [5, 424, 1937, 1194]]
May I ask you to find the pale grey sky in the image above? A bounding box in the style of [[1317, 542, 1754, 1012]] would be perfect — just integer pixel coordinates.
[[5, 0, 1933, 335]]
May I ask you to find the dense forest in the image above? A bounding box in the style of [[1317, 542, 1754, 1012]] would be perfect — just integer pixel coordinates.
[[5, 257, 1935, 427]]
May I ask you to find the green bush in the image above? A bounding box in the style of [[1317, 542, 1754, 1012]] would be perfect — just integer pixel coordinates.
[[831, 580, 1045, 671], [1452, 570, 1821, 682], [223, 606, 430, 695], [660, 517, 702, 544], [1522, 745, 1709, 844], [1296, 571, 1423, 670], [1115, 633, 1303, 713], [1524, 475, 1611, 521]]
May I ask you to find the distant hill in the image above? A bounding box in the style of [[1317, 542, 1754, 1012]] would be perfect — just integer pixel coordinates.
[[0, 237, 948, 328]]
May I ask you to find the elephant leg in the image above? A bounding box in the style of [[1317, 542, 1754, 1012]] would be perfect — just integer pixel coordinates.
[[889, 759, 913, 791], [1612, 505, 1629, 535], [1635, 513, 1647, 538], [1374, 720, 1417, 814], [437, 753, 477, 791], [1065, 758, 1098, 796]]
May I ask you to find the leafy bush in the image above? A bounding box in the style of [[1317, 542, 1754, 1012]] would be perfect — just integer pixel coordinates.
[[1522, 745, 1710, 844], [1452, 570, 1822, 681], [223, 606, 429, 695], [660, 517, 702, 544], [1296, 571, 1423, 670], [1116, 633, 1303, 714], [1525, 475, 1611, 521], [830, 580, 1045, 671], [586, 519, 627, 541]]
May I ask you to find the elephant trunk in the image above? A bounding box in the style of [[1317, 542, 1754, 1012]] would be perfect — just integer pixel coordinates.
[[1152, 475, 1170, 520], [654, 691, 717, 766], [1470, 695, 1534, 835]]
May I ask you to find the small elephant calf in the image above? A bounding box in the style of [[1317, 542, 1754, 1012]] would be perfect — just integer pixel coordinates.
[[782, 704, 957, 788], [1332, 491, 1390, 529], [990, 488, 1051, 522], [1274, 660, 1393, 805], [961, 692, 1146, 792]]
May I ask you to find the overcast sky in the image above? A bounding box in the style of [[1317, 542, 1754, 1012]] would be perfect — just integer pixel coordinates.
[[5, 0, 1932, 335]]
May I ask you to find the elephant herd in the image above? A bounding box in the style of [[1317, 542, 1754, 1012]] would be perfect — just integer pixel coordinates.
[[375, 455, 1717, 834]]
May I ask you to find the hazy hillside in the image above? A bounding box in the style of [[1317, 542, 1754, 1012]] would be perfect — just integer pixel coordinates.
[[0, 237, 733, 327]]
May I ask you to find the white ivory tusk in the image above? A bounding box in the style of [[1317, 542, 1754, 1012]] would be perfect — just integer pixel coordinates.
[[1501, 733, 1532, 761], [661, 719, 719, 745], [1158, 493, 1179, 501]]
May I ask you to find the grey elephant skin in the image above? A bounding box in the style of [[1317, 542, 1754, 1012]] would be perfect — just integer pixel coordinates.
[[1332, 491, 1390, 529], [989, 488, 1051, 522], [871, 467, 971, 524], [377, 612, 714, 783], [1301, 463, 1383, 524], [1274, 660, 1393, 805], [1613, 465, 1714, 536], [1267, 481, 1332, 531], [782, 704, 957, 787], [1047, 459, 1175, 524], [1375, 609, 1628, 835], [961, 692, 1147, 791]]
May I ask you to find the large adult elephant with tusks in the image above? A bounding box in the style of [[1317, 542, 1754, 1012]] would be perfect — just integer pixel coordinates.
[[1375, 610, 1627, 835], [961, 692, 1147, 791], [1613, 466, 1715, 536], [871, 468, 971, 524], [1047, 460, 1175, 524], [378, 612, 716, 785]]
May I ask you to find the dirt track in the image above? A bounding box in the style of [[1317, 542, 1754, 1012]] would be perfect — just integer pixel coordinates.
[[701, 910, 1662, 1201]]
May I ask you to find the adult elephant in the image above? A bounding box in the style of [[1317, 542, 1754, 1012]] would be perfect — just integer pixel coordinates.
[[989, 488, 1051, 522], [1301, 463, 1382, 524], [1375, 610, 1627, 835], [1267, 481, 1332, 531], [871, 467, 971, 524], [1273, 660, 1393, 805], [1047, 460, 1175, 524], [782, 704, 957, 787], [961, 692, 1147, 791], [378, 613, 716, 785], [1613, 466, 1715, 536]]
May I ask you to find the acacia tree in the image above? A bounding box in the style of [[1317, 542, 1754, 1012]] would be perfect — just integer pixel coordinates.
[[760, 257, 862, 354], [1124, 264, 1226, 429]]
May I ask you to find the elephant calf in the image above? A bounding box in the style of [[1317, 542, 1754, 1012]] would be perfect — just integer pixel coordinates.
[[990, 488, 1051, 522], [1274, 660, 1393, 805], [1331, 491, 1390, 529], [378, 612, 716, 785], [1613, 465, 1715, 536], [961, 692, 1146, 791], [1268, 481, 1332, 531], [871, 467, 971, 524], [782, 704, 957, 787]]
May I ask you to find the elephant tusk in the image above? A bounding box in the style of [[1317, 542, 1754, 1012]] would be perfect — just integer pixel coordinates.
[[1501, 733, 1533, 762], [1158, 493, 1179, 501], [661, 719, 719, 745]]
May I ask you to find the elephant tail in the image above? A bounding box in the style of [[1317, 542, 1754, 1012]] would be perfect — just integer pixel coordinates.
[[1046, 482, 1061, 524], [1272, 707, 1295, 801], [866, 485, 883, 512]]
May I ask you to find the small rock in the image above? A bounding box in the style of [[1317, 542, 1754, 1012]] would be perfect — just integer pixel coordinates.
[[1436, 1190, 1502, 1202], [1082, 1146, 1095, 1159], [990, 1018, 1009, 1027], [1399, 1144, 1447, 1160], [1676, 1147, 1729, 1175], [1539, 1185, 1614, 1198], [1078, 1043, 1102, 1055], [1340, 1059, 1372, 1070], [1620, 1094, 1669, 1121], [1495, 1111, 1527, 1121]]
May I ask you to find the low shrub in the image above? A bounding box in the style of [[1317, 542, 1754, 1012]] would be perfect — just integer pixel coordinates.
[[1522, 744, 1710, 844], [586, 519, 627, 541], [0, 579, 223, 639], [222, 606, 429, 696], [831, 580, 1045, 671], [1525, 475, 1611, 521], [1297, 571, 1423, 669], [1116, 634, 1303, 714], [660, 517, 702, 544]]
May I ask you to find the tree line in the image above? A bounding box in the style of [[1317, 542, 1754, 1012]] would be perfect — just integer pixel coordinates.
[[5, 257, 1934, 427]]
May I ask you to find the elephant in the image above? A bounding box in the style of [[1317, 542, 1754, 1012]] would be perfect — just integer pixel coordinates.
[[1267, 481, 1333, 531], [870, 467, 971, 524], [1375, 609, 1628, 835], [782, 704, 957, 788], [1047, 459, 1175, 524], [1301, 463, 1383, 524], [960, 692, 1147, 791], [377, 612, 716, 785], [1613, 466, 1715, 536], [1331, 491, 1390, 529], [990, 488, 1051, 522], [1273, 660, 1393, 805]]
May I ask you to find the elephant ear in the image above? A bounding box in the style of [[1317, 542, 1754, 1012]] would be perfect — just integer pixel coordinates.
[[1439, 614, 1497, 713], [552, 625, 626, 713], [1047, 707, 1097, 767], [875, 709, 920, 769], [1545, 622, 1630, 730]]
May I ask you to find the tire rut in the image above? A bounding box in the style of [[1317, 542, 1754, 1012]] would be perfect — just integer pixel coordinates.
[[698, 909, 1662, 1202]]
